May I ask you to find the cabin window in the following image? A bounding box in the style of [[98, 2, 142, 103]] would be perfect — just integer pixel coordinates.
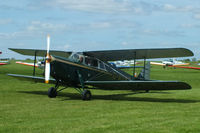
[[105, 65, 112, 72], [99, 61, 105, 69], [71, 54, 79, 62], [70, 53, 85, 63], [85, 57, 98, 67], [92, 59, 98, 67], [85, 57, 91, 66]]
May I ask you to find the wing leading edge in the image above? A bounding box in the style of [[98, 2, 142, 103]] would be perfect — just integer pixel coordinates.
[[9, 48, 72, 58], [83, 48, 193, 61]]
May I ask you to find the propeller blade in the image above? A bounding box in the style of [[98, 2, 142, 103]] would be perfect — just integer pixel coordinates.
[[45, 35, 51, 83]]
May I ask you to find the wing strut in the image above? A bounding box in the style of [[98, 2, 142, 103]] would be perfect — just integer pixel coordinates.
[[133, 52, 136, 79], [33, 51, 37, 76], [143, 57, 146, 79]]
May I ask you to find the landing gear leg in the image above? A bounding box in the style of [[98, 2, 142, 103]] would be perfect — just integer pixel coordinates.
[[76, 70, 92, 100], [75, 88, 92, 100]]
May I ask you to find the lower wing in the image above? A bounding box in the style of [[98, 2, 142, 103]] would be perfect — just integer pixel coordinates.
[[85, 80, 191, 90], [7, 74, 191, 90], [7, 74, 56, 84]]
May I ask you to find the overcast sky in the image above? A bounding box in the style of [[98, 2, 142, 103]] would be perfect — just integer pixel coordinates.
[[0, 0, 200, 59]]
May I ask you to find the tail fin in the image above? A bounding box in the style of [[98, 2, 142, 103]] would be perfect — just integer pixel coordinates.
[[138, 61, 150, 80]]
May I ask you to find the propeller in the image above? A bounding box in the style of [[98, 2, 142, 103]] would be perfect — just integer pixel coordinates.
[[45, 34, 51, 83]]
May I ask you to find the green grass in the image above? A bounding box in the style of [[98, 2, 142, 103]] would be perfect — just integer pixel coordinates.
[[1, 61, 200, 133]]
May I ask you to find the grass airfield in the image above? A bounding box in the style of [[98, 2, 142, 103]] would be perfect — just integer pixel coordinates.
[[1, 61, 200, 133]]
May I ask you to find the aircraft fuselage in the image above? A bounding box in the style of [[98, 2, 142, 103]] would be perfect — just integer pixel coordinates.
[[50, 53, 132, 87]]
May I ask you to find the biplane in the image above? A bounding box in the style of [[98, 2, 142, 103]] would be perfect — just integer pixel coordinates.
[[8, 35, 194, 100]]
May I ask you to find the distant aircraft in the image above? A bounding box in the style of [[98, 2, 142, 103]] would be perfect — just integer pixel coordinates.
[[114, 60, 138, 66], [151, 59, 200, 70], [8, 35, 194, 100], [0, 51, 9, 65], [110, 60, 141, 69], [16, 61, 45, 69], [151, 59, 189, 67]]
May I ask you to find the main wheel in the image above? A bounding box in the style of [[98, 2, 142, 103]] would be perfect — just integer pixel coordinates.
[[48, 87, 57, 98], [82, 90, 91, 100]]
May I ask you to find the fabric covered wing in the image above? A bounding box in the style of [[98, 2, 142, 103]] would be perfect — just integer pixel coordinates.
[[83, 48, 193, 61], [7, 74, 56, 84], [85, 80, 191, 90], [9, 48, 72, 58]]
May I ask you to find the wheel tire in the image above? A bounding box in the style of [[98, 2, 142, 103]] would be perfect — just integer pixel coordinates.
[[48, 87, 57, 98], [82, 90, 91, 100]]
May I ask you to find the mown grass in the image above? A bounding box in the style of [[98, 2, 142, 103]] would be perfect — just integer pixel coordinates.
[[0, 61, 200, 133]]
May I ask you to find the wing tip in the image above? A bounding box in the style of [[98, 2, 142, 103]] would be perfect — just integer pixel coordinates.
[[179, 48, 194, 57], [8, 48, 14, 50], [181, 82, 192, 90]]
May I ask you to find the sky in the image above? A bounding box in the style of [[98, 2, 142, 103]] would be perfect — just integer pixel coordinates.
[[0, 0, 200, 59]]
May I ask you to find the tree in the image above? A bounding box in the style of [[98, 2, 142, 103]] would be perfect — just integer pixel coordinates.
[[183, 58, 190, 62]]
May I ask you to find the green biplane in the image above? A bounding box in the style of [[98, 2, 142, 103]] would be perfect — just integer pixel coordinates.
[[8, 35, 194, 100]]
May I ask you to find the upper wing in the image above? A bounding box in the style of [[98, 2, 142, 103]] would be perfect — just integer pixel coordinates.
[[83, 48, 193, 61], [85, 80, 191, 90], [9, 48, 193, 61], [9, 48, 72, 58]]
